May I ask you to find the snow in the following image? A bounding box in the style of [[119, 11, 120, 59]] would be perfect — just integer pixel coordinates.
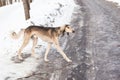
[[0, 0, 76, 80], [30, 0, 76, 26], [106, 0, 120, 6]]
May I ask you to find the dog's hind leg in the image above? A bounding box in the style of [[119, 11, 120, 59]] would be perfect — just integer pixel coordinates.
[[31, 36, 38, 57], [44, 43, 51, 62], [18, 33, 31, 60], [54, 44, 72, 62]]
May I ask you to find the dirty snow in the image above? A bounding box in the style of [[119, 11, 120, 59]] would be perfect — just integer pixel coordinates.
[[0, 0, 76, 79], [106, 0, 120, 6]]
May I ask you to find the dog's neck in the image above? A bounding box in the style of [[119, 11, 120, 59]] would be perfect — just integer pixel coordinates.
[[60, 26, 65, 31], [59, 26, 66, 37]]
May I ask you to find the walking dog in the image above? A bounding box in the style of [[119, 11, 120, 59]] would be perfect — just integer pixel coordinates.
[[11, 24, 75, 62]]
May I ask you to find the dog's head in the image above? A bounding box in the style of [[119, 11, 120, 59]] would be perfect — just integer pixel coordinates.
[[61, 24, 75, 36], [64, 24, 75, 35], [65, 25, 75, 33]]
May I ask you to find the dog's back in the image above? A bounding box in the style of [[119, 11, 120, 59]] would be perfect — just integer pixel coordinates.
[[25, 26, 60, 38], [26, 25, 59, 32]]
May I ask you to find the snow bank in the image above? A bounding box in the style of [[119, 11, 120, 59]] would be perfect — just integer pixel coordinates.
[[106, 0, 120, 6], [30, 0, 76, 26], [0, 0, 76, 79]]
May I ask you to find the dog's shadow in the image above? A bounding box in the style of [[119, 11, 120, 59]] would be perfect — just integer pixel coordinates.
[[11, 53, 31, 63]]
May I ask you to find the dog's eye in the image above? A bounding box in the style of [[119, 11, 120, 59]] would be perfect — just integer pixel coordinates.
[[67, 27, 69, 29]]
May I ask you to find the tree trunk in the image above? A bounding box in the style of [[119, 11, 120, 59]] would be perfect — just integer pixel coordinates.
[[29, 0, 32, 3], [6, 0, 9, 5], [0, 0, 2, 6], [22, 0, 30, 20], [9, 0, 12, 4], [2, 0, 6, 6]]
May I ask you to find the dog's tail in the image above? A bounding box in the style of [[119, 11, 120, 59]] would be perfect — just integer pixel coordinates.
[[11, 29, 25, 39]]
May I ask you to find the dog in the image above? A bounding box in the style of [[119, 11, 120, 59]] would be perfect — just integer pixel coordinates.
[[11, 24, 75, 62]]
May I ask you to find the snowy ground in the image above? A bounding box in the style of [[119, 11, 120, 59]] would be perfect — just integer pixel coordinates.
[[106, 0, 120, 6], [0, 0, 76, 80]]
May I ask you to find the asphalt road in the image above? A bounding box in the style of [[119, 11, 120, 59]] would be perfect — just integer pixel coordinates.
[[17, 0, 120, 80]]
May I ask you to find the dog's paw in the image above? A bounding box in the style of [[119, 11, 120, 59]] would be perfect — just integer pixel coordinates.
[[18, 56, 23, 60], [44, 59, 49, 62], [67, 59, 72, 63]]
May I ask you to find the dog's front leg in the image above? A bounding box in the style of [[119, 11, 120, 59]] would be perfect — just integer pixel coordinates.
[[44, 43, 51, 62], [54, 37, 60, 45], [54, 44, 72, 62], [31, 36, 38, 58]]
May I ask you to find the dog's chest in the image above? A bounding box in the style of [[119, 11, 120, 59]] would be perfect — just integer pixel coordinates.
[[39, 35, 53, 43], [32, 30, 54, 43]]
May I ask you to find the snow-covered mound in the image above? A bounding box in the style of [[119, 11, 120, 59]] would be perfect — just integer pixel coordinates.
[[106, 0, 120, 6]]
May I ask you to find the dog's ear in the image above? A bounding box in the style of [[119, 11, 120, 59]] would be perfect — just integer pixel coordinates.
[[65, 24, 70, 27]]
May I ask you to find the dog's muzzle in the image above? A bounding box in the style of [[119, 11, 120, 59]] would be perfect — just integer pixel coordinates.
[[67, 32, 69, 35], [72, 30, 75, 33]]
